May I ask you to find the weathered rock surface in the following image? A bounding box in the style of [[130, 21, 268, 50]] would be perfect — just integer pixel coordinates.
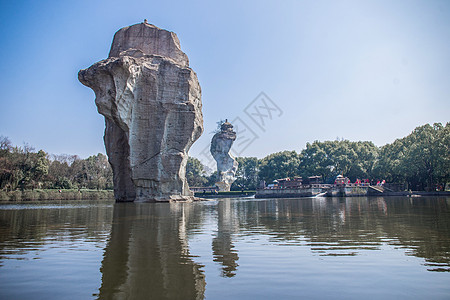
[[210, 121, 238, 191], [79, 21, 203, 202]]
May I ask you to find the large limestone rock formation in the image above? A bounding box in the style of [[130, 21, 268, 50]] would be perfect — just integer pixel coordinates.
[[210, 120, 238, 191], [78, 21, 203, 202]]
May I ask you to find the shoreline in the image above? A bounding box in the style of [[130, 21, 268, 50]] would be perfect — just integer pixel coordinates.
[[0, 189, 114, 202], [255, 189, 450, 199], [1, 189, 448, 202]]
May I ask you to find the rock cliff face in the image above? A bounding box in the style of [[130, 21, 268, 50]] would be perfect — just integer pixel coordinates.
[[210, 121, 238, 191], [78, 22, 203, 202]]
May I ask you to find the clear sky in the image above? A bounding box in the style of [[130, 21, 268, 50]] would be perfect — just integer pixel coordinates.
[[0, 0, 449, 165]]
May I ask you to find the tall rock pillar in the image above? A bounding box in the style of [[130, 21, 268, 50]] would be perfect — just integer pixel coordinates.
[[210, 120, 239, 191], [78, 21, 203, 202]]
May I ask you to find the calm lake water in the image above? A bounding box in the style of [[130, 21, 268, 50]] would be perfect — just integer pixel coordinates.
[[0, 196, 449, 299]]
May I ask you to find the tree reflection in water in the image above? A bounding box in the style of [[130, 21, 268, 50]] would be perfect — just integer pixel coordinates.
[[225, 197, 450, 271]]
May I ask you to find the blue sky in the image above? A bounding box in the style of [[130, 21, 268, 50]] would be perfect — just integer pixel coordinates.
[[0, 0, 449, 164]]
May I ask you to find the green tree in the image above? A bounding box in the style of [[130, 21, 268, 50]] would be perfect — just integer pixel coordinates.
[[299, 140, 378, 182], [186, 157, 208, 187], [47, 159, 72, 189], [0, 136, 15, 190], [231, 157, 259, 190], [404, 123, 449, 190], [32, 150, 49, 188], [67, 154, 112, 190], [16, 144, 39, 190], [205, 171, 218, 187], [83, 153, 113, 190], [435, 122, 450, 189], [373, 122, 450, 191], [258, 151, 300, 183], [298, 142, 334, 181], [0, 144, 50, 190]]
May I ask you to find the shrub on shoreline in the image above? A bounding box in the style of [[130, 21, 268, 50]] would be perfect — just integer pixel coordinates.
[[0, 189, 114, 201]]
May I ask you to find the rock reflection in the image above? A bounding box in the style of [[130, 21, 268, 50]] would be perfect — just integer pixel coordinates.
[[212, 199, 239, 277], [97, 203, 205, 300]]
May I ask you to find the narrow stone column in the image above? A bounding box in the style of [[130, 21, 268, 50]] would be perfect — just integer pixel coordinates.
[[210, 120, 238, 191]]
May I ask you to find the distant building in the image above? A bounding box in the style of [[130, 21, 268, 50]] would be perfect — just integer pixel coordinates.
[[305, 176, 323, 184], [277, 177, 303, 189], [265, 175, 325, 190]]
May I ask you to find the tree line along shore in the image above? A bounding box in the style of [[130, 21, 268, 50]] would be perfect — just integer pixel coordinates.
[[1, 122, 449, 201], [189, 122, 449, 192]]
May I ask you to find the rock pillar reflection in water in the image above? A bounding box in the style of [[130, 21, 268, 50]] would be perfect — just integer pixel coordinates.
[[98, 203, 205, 299], [212, 199, 239, 277]]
